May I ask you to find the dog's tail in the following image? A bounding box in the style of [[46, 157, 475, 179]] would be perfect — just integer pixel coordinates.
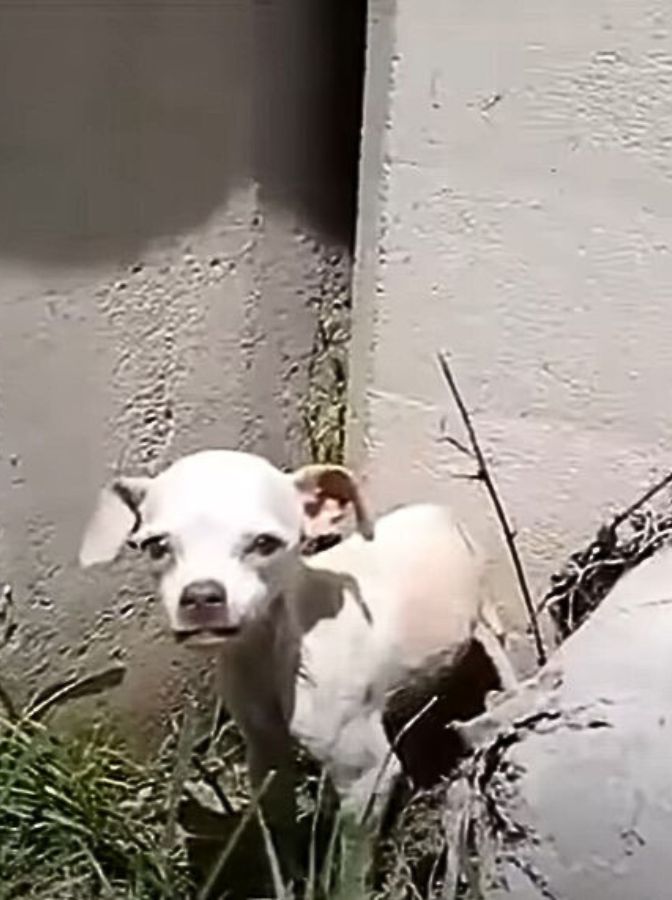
[[479, 593, 507, 642], [475, 592, 518, 691]]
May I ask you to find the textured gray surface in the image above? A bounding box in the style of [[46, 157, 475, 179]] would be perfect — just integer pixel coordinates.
[[0, 0, 362, 739], [455, 546, 672, 899], [350, 0, 672, 653]]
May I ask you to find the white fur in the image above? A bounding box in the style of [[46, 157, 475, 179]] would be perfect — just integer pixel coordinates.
[[80, 450, 516, 831]]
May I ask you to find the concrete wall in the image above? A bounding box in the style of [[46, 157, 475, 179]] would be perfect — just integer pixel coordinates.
[[351, 0, 672, 665], [0, 0, 363, 739]]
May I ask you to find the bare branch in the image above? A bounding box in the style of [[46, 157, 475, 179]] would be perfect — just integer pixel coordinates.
[[191, 755, 236, 816], [438, 433, 475, 459], [610, 469, 672, 532], [449, 472, 484, 483], [437, 352, 547, 667], [540, 469, 672, 637]]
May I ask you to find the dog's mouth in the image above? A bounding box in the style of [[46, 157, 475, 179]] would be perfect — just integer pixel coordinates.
[[173, 626, 241, 646]]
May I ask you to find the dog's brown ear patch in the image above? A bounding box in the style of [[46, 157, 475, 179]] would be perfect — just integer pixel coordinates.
[[292, 464, 374, 541]]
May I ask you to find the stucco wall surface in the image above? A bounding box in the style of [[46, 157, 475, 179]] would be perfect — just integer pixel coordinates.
[[0, 0, 359, 738], [351, 0, 672, 662]]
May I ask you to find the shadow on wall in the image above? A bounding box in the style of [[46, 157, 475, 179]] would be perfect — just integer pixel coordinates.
[[0, 0, 366, 265]]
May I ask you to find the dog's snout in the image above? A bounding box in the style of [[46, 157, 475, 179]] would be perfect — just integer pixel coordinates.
[[179, 579, 227, 610], [175, 578, 238, 643]]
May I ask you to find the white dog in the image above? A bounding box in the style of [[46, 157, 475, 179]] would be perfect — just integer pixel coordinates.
[[79, 450, 515, 864]]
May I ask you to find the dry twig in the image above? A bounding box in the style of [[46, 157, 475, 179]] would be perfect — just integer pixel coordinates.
[[437, 352, 547, 666], [542, 471, 672, 639]]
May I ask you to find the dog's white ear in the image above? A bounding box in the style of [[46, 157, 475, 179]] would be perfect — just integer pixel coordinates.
[[79, 477, 152, 568], [292, 464, 374, 541]]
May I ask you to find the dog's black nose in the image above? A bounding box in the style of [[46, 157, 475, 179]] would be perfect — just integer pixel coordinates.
[[179, 580, 227, 609]]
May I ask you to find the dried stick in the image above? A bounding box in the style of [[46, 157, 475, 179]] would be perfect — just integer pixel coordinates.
[[437, 352, 547, 666], [610, 469, 672, 532]]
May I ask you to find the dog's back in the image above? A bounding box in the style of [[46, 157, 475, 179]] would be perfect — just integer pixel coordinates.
[[305, 503, 486, 675], [300, 503, 515, 786]]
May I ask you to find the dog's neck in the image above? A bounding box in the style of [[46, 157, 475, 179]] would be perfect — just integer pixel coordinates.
[[214, 556, 345, 731], [214, 590, 299, 732]]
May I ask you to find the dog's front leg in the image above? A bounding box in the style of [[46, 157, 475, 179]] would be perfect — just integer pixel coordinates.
[[325, 711, 403, 899], [216, 657, 301, 882], [235, 716, 304, 887], [245, 726, 297, 841]]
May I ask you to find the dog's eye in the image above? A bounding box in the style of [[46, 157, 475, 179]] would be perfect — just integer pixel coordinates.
[[140, 536, 172, 561], [246, 533, 286, 557]]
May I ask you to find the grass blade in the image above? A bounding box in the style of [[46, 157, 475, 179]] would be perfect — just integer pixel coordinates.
[[306, 768, 328, 900], [163, 697, 196, 853], [320, 808, 342, 897], [197, 771, 275, 900], [25, 666, 126, 721], [256, 806, 290, 900]]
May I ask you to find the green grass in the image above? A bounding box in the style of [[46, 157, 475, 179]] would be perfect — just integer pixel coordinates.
[[0, 717, 192, 900], [0, 691, 451, 900], [301, 261, 351, 465]]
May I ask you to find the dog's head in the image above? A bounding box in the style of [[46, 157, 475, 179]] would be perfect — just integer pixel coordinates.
[[79, 450, 372, 647]]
